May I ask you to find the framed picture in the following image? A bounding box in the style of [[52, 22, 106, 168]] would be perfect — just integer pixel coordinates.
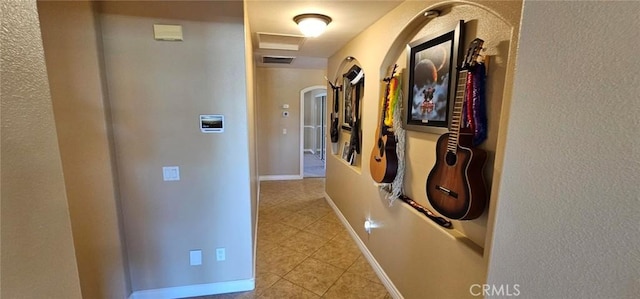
[[341, 64, 364, 131], [341, 141, 351, 163], [342, 76, 353, 130], [404, 20, 463, 134]]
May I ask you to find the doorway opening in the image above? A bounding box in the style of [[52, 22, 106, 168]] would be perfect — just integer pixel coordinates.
[[300, 86, 327, 178]]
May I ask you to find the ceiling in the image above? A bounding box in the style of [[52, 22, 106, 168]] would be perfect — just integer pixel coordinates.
[[246, 0, 403, 69]]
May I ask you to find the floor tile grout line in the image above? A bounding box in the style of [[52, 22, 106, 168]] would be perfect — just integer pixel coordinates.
[[321, 270, 349, 298], [279, 257, 348, 298]]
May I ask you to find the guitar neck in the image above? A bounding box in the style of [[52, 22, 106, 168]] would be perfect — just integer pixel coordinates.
[[379, 68, 396, 137], [333, 86, 340, 113], [379, 83, 390, 134], [448, 70, 468, 153]]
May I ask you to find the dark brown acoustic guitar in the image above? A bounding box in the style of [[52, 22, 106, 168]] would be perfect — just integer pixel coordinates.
[[426, 39, 487, 220], [370, 64, 399, 183]]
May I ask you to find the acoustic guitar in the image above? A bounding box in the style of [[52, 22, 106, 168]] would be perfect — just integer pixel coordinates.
[[426, 39, 487, 220], [370, 65, 399, 183]]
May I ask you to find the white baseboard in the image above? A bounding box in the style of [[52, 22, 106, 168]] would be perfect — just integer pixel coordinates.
[[324, 192, 403, 299], [259, 175, 303, 181], [129, 279, 254, 299], [129, 278, 256, 299], [304, 149, 314, 154]]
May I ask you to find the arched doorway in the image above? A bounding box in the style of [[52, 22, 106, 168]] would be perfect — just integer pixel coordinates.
[[300, 85, 327, 177]]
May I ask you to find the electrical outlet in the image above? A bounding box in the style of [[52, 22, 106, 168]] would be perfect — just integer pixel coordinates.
[[190, 250, 202, 266], [216, 248, 226, 261]]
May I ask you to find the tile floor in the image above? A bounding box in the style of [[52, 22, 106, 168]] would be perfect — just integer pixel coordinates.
[[195, 178, 390, 299]]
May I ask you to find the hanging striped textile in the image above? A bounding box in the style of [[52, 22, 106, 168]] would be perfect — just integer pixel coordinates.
[[463, 63, 488, 146]]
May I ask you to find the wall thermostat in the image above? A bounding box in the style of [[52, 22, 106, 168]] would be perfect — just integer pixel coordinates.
[[200, 115, 224, 133]]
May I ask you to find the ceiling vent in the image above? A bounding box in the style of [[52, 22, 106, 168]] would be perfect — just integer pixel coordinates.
[[262, 55, 295, 64], [257, 32, 305, 51]]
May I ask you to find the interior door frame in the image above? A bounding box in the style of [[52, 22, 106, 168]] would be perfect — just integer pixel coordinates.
[[299, 85, 327, 178]]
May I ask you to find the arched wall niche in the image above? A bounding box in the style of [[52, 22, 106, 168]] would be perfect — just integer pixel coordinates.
[[332, 56, 362, 84], [379, 2, 519, 250], [331, 56, 365, 170]]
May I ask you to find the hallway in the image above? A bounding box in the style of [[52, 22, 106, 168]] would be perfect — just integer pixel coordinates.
[[303, 153, 326, 177], [200, 179, 390, 298]]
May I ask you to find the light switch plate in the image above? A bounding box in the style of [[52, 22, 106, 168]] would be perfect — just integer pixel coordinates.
[[190, 250, 202, 266], [163, 166, 180, 181]]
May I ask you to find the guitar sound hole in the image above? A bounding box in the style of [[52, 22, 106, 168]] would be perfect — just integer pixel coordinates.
[[445, 151, 457, 166], [377, 138, 384, 157]]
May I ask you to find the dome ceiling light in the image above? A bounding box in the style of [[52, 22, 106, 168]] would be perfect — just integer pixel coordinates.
[[293, 13, 332, 38]]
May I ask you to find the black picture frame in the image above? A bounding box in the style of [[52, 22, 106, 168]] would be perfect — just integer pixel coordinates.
[[341, 64, 364, 131], [342, 75, 353, 130], [404, 20, 463, 134]]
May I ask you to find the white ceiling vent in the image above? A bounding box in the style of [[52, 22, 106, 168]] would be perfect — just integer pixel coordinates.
[[261, 55, 295, 64], [257, 32, 305, 51]]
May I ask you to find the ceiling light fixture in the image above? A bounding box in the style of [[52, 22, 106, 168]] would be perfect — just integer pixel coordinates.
[[293, 13, 332, 38]]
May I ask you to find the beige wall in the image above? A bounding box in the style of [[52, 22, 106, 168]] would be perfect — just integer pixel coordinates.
[[256, 67, 326, 176], [0, 0, 82, 297], [99, 1, 253, 292], [326, 1, 521, 298], [37, 2, 131, 298], [487, 1, 640, 298]]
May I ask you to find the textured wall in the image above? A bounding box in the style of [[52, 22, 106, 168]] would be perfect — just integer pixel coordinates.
[[37, 1, 131, 298], [99, 1, 252, 291], [256, 67, 326, 176], [0, 0, 82, 297], [487, 1, 640, 298]]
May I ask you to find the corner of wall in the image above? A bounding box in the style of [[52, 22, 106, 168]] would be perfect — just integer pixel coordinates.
[[1, 0, 82, 297], [243, 0, 260, 278]]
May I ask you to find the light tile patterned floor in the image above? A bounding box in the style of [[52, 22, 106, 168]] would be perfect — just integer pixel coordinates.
[[193, 178, 390, 299]]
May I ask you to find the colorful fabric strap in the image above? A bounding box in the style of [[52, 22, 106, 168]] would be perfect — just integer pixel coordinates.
[[463, 63, 487, 146], [384, 76, 400, 127]]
